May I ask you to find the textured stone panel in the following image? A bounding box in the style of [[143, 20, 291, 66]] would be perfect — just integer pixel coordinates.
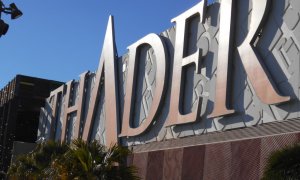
[[132, 46, 156, 127]]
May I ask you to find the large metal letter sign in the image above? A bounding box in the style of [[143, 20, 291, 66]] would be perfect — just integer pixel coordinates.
[[119, 33, 168, 137], [209, 0, 235, 118], [209, 0, 290, 118], [237, 0, 290, 105], [165, 0, 206, 126], [41, 0, 294, 144], [82, 16, 119, 146], [60, 72, 88, 142], [48, 85, 64, 140]]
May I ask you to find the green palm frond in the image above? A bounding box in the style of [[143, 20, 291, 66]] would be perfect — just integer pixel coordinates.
[[8, 138, 140, 180]]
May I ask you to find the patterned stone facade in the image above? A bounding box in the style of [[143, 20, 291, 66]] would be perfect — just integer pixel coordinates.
[[38, 0, 300, 148]]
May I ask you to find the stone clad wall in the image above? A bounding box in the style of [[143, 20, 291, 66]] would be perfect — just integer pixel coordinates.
[[38, 0, 300, 147]]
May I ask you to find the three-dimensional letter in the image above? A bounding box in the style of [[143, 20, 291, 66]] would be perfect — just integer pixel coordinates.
[[119, 33, 168, 137], [165, 0, 206, 126], [82, 16, 119, 146]]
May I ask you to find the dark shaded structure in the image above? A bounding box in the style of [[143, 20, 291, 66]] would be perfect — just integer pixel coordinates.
[[0, 75, 63, 173]]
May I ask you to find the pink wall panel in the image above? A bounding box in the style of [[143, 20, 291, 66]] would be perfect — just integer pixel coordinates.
[[181, 145, 205, 180], [163, 148, 183, 180], [146, 151, 164, 180], [203, 143, 231, 180], [132, 132, 300, 180]]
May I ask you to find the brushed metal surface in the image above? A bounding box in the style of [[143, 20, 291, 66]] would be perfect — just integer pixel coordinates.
[[237, 0, 290, 105], [60, 80, 74, 142], [82, 16, 119, 146], [48, 85, 64, 140], [165, 0, 207, 127], [60, 72, 88, 142], [209, 0, 235, 118], [73, 72, 89, 139]]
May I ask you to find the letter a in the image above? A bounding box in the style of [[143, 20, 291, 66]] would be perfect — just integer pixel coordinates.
[[82, 16, 119, 146]]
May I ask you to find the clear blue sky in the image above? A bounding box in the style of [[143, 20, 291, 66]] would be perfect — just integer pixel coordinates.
[[0, 0, 211, 87]]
